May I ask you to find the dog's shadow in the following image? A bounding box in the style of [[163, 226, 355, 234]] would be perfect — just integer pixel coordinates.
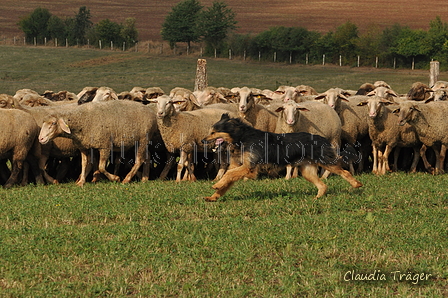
[[229, 187, 364, 202]]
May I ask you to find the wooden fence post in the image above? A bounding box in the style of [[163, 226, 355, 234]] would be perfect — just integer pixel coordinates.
[[430, 61, 440, 87], [194, 59, 207, 92]]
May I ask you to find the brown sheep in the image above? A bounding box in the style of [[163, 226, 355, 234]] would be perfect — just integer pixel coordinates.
[[407, 82, 433, 101]]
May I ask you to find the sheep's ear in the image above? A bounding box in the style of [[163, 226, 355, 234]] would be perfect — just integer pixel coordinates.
[[392, 108, 400, 114], [387, 90, 398, 97], [424, 97, 434, 103], [274, 107, 284, 113], [357, 101, 368, 106], [297, 107, 310, 112], [380, 100, 394, 105], [220, 113, 230, 120], [339, 94, 350, 102], [58, 118, 71, 134], [314, 94, 326, 100]]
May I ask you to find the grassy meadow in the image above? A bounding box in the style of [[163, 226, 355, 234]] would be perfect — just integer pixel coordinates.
[[0, 45, 447, 297]]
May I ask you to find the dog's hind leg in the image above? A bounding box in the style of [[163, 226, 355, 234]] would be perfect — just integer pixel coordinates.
[[299, 164, 328, 198], [321, 164, 363, 189]]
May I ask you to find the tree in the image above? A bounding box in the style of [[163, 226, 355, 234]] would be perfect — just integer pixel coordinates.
[[19, 7, 52, 43], [47, 15, 67, 41], [333, 21, 359, 62], [121, 17, 138, 45], [66, 6, 93, 45], [95, 19, 124, 46], [199, 1, 237, 52], [161, 0, 203, 48]]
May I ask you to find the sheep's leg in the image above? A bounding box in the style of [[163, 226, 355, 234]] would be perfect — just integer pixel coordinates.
[[38, 153, 58, 184], [159, 152, 176, 180], [371, 144, 378, 174], [20, 161, 29, 186], [76, 150, 90, 187], [141, 160, 150, 182], [299, 164, 327, 199], [97, 149, 120, 182], [436, 144, 447, 175], [409, 147, 421, 173], [381, 145, 393, 174], [122, 145, 147, 184], [186, 152, 196, 181], [4, 160, 23, 188], [176, 151, 188, 182], [393, 147, 401, 172], [419, 145, 434, 174]]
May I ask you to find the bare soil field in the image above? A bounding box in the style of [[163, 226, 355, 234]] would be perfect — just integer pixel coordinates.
[[0, 0, 447, 41]]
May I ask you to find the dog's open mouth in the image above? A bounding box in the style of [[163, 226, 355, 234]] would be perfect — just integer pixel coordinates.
[[212, 138, 224, 152]]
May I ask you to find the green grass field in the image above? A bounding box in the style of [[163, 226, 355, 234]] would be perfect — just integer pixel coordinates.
[[0, 45, 447, 297]]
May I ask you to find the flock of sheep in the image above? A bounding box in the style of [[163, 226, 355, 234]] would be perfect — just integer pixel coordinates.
[[1, 79, 448, 189]]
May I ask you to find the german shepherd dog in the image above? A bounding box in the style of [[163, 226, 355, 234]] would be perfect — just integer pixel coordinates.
[[201, 114, 363, 201]]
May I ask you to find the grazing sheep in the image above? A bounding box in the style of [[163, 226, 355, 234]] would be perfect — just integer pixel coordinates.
[[275, 100, 342, 179], [152, 95, 238, 182], [170, 87, 202, 111], [41, 90, 78, 101], [232, 86, 278, 132], [395, 100, 448, 175], [431, 80, 448, 90], [355, 83, 375, 95], [336, 95, 372, 174], [13, 89, 40, 101], [193, 86, 227, 106], [427, 88, 448, 102], [13, 100, 80, 184], [374, 81, 391, 89], [38, 100, 158, 186], [357, 97, 421, 175], [407, 82, 433, 101], [77, 86, 118, 104], [0, 108, 43, 188], [144, 87, 165, 100], [366, 86, 399, 101]]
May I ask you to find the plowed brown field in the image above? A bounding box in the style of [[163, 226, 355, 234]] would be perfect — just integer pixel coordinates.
[[1, 0, 447, 41]]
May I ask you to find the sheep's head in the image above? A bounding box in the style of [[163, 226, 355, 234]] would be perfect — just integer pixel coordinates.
[[367, 86, 398, 99], [151, 95, 182, 118], [0, 94, 16, 109], [234, 87, 254, 114], [393, 102, 421, 126], [39, 116, 71, 144], [407, 82, 433, 101], [315, 88, 350, 109], [275, 101, 310, 126], [92, 87, 118, 102], [428, 88, 448, 102], [357, 96, 394, 118]]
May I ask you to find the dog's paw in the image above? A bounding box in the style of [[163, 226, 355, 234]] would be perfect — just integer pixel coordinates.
[[204, 196, 217, 202]]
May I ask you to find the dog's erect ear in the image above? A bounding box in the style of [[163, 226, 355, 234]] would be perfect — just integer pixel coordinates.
[[220, 113, 230, 121]]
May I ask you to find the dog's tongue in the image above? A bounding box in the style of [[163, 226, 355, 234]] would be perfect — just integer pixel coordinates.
[[215, 138, 224, 145]]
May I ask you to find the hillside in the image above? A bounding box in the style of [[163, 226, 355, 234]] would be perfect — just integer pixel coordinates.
[[0, 0, 446, 41]]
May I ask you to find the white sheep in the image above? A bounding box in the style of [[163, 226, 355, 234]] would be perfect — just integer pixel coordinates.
[[152, 95, 237, 182], [275, 100, 342, 179], [77, 86, 118, 104], [232, 86, 278, 133], [357, 97, 421, 175], [38, 100, 158, 186], [315, 88, 352, 114], [0, 107, 44, 188], [395, 100, 448, 175]]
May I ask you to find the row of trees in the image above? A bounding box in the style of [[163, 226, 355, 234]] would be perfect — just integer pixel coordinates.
[[224, 17, 448, 69], [19, 7, 138, 47], [17, 2, 448, 69]]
